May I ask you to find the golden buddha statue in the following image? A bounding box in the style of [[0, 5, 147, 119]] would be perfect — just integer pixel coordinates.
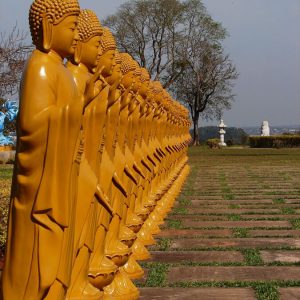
[[115, 55, 152, 263], [76, 27, 129, 292], [66, 10, 118, 299], [1, 1, 103, 299], [101, 51, 140, 300]]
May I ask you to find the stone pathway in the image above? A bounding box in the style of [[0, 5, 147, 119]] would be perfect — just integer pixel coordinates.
[[139, 148, 300, 299]]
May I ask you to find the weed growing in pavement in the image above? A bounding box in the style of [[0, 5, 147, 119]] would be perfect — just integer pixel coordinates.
[[290, 219, 300, 229], [242, 249, 263, 265], [233, 228, 249, 238], [228, 214, 241, 221], [254, 282, 279, 300], [229, 204, 241, 209], [144, 263, 169, 287], [281, 207, 296, 215], [171, 207, 188, 215], [156, 238, 171, 251], [167, 219, 183, 229], [273, 198, 286, 204]]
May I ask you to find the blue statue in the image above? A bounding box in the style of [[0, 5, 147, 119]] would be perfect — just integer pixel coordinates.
[[0, 100, 18, 146]]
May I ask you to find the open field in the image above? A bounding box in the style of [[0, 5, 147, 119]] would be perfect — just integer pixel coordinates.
[[1, 148, 300, 299], [139, 147, 300, 300]]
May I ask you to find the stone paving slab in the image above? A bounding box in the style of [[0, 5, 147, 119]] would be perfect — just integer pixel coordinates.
[[168, 215, 228, 221], [166, 266, 300, 283], [260, 251, 300, 263], [249, 230, 300, 237], [139, 288, 256, 299], [170, 238, 300, 249], [240, 214, 300, 220], [149, 251, 244, 263], [186, 208, 281, 214], [182, 220, 291, 228], [279, 288, 300, 300], [158, 229, 232, 238]]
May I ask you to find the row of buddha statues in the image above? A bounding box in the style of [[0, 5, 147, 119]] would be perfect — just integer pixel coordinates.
[[1, 1, 191, 299]]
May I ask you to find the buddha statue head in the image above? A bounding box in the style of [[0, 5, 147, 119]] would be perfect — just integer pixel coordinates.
[[139, 68, 150, 99], [98, 27, 117, 77], [119, 53, 141, 91], [106, 50, 122, 85], [29, 0, 80, 57], [73, 9, 102, 72]]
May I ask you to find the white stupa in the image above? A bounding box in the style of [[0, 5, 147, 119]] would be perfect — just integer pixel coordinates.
[[261, 121, 270, 136]]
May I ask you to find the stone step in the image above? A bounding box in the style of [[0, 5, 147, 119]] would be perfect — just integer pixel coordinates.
[[181, 220, 291, 229], [185, 208, 281, 214], [249, 230, 300, 237], [239, 215, 300, 220], [158, 229, 232, 238], [279, 288, 300, 300], [166, 266, 300, 283], [168, 215, 228, 221], [168, 214, 300, 221], [170, 238, 300, 250], [139, 288, 256, 300], [260, 250, 300, 263], [149, 251, 244, 263]]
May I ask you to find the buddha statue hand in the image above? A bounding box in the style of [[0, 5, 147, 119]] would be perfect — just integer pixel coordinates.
[[95, 184, 115, 216], [84, 65, 106, 107]]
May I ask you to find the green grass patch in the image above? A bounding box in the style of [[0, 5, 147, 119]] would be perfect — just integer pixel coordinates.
[[229, 204, 241, 209], [233, 228, 249, 238], [167, 219, 183, 229], [273, 198, 286, 204], [0, 165, 13, 179], [228, 214, 242, 221], [156, 238, 171, 251], [281, 207, 296, 215], [144, 263, 169, 287], [171, 207, 188, 215], [262, 184, 271, 189], [290, 219, 300, 229], [242, 249, 263, 265], [223, 194, 235, 200], [254, 282, 279, 300]]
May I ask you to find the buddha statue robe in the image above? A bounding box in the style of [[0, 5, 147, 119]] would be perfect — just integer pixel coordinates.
[[2, 49, 83, 299]]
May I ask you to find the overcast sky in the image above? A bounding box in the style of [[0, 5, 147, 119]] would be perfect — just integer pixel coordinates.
[[1, 0, 299, 127]]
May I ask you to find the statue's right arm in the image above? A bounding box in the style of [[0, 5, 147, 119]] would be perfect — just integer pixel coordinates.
[[19, 61, 56, 136]]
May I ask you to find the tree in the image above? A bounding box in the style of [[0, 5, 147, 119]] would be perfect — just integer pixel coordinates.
[[105, 0, 238, 145], [173, 42, 238, 144], [168, 0, 238, 144], [104, 0, 187, 87], [0, 25, 32, 98]]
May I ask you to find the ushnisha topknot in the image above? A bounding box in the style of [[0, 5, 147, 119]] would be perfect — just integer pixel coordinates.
[[150, 81, 163, 94], [120, 53, 139, 74], [77, 9, 102, 42], [99, 27, 117, 52], [134, 67, 142, 77], [140, 68, 150, 83], [115, 50, 122, 64], [29, 0, 80, 46]]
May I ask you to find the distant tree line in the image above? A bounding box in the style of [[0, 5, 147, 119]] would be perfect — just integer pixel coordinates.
[[192, 126, 249, 145]]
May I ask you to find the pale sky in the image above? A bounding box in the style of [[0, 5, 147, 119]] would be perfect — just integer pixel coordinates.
[[1, 0, 299, 127]]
